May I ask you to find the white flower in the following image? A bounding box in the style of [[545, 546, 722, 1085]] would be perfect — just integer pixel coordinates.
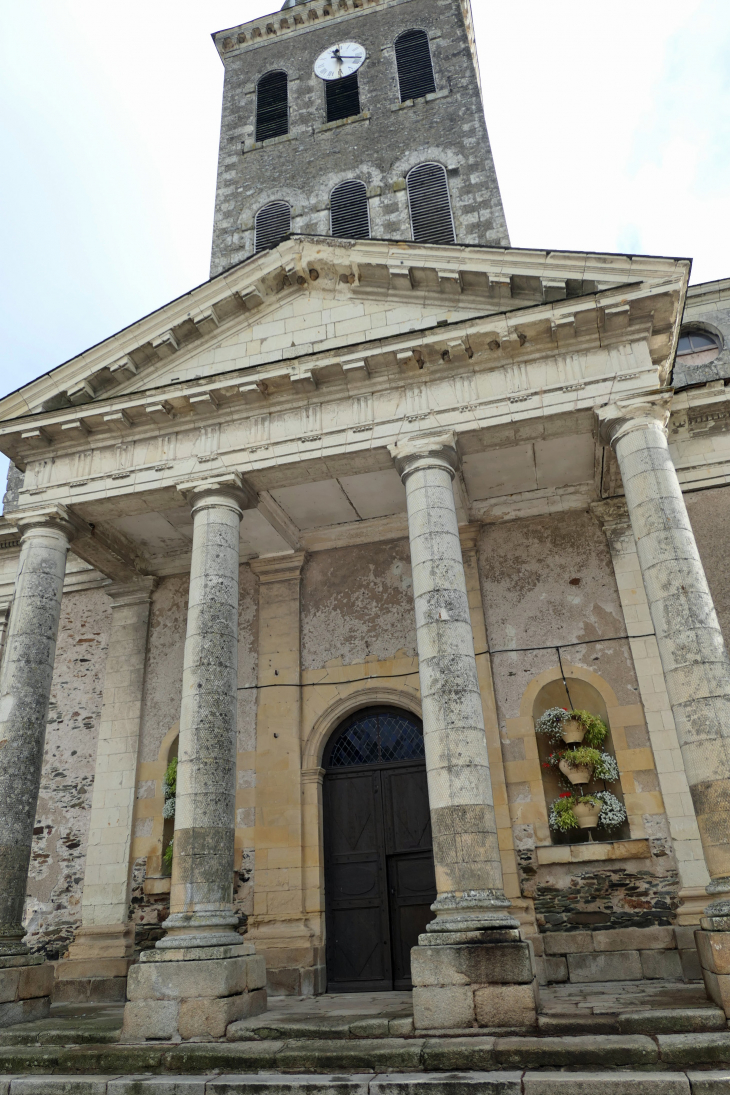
[[163, 797, 176, 819], [594, 791, 627, 831]]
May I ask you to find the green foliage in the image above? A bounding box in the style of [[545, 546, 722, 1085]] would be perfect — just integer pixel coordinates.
[[548, 795, 580, 832], [162, 838, 174, 875], [560, 745, 602, 769], [571, 710, 608, 747], [164, 757, 177, 796]]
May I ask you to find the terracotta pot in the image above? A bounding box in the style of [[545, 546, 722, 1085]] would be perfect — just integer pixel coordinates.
[[558, 757, 593, 785], [573, 801, 601, 829], [561, 719, 586, 745]]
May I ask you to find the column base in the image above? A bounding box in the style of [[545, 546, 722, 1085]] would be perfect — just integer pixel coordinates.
[[121, 942, 267, 1042], [55, 924, 134, 1003], [0, 954, 53, 1028], [411, 928, 539, 1032], [696, 927, 730, 1017]]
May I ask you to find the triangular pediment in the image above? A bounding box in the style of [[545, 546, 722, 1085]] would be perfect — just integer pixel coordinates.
[[0, 235, 687, 430]]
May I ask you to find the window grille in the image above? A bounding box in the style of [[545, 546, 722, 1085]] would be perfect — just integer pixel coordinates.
[[330, 180, 370, 239], [395, 30, 436, 102], [406, 162, 456, 245], [326, 73, 361, 122], [254, 201, 291, 253], [256, 71, 289, 142]]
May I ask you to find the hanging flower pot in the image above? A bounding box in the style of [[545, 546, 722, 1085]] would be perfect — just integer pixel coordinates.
[[559, 756, 594, 785], [561, 718, 586, 744], [573, 799, 601, 828]]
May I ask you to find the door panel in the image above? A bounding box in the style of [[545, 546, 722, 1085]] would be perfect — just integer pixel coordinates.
[[388, 851, 437, 988], [324, 760, 436, 992], [324, 770, 392, 991]]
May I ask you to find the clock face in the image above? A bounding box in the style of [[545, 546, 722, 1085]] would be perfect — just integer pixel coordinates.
[[314, 41, 366, 81]]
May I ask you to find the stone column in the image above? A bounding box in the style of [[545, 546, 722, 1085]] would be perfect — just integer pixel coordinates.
[[391, 434, 538, 1032], [599, 397, 730, 1015], [57, 578, 157, 1003], [0, 505, 75, 1026], [122, 475, 267, 1043]]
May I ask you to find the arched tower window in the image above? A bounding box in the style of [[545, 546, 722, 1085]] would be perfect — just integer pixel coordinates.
[[256, 71, 289, 142], [254, 201, 291, 253], [326, 74, 361, 123], [395, 30, 436, 102], [406, 163, 456, 245], [330, 180, 370, 239]]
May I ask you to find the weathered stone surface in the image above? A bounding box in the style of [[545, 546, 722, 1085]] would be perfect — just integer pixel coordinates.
[[0, 971, 20, 1005], [208, 1078, 371, 1095], [127, 956, 250, 1001], [618, 1008, 726, 1034], [640, 949, 684, 980], [108, 1079, 216, 1094], [566, 950, 642, 983], [0, 998, 50, 1030], [0, 1044, 60, 1073], [273, 1038, 424, 1072], [421, 1038, 496, 1071], [9, 1078, 110, 1094], [543, 933, 594, 956], [494, 1035, 658, 1069], [473, 983, 538, 1029], [701, 968, 730, 1015], [389, 1018, 414, 1037], [349, 1018, 390, 1038], [120, 999, 180, 1042], [680, 948, 703, 981], [544, 957, 568, 983], [372, 1073, 521, 1095], [411, 944, 533, 986], [697, 931, 730, 976], [412, 985, 473, 1030], [657, 1031, 730, 1065], [686, 1071, 730, 1094], [161, 1042, 283, 1073], [537, 1015, 620, 1036], [522, 1072, 690, 1094], [593, 926, 675, 951], [17, 963, 54, 1000], [245, 956, 267, 992], [179, 992, 265, 1040]]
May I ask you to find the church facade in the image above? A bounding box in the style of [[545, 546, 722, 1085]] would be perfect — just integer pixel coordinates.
[[2, 0, 730, 1039]]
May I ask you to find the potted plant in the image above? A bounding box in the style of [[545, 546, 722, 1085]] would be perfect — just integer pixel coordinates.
[[535, 707, 609, 747], [543, 747, 620, 786], [548, 790, 627, 834]]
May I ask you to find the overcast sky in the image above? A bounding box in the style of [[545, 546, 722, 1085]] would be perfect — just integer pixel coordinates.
[[0, 0, 729, 488]]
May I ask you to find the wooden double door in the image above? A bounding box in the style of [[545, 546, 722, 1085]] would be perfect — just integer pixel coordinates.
[[323, 759, 436, 991]]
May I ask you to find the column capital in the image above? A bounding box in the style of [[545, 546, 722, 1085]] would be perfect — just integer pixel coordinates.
[[389, 431, 458, 482], [176, 472, 256, 519], [596, 392, 673, 448], [249, 551, 306, 583], [14, 503, 79, 542], [104, 577, 158, 608]]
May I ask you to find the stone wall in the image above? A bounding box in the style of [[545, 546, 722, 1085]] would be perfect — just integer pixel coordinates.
[[25, 588, 111, 958], [210, 0, 508, 273]]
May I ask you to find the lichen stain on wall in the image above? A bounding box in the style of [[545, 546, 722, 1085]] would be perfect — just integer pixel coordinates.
[[139, 575, 188, 765], [301, 539, 416, 670], [478, 510, 640, 730], [25, 588, 111, 958], [686, 487, 730, 645]]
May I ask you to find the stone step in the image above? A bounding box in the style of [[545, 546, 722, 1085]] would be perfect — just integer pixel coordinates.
[[3, 1031, 730, 1074], [0, 1070, 729, 1094]]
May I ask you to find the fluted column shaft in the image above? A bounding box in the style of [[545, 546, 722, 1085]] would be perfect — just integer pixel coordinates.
[[0, 508, 73, 955], [159, 476, 251, 949], [392, 435, 516, 929], [602, 398, 730, 903]]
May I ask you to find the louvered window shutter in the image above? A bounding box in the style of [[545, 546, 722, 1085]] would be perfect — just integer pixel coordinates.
[[256, 71, 289, 143], [395, 30, 436, 102], [407, 163, 456, 245], [254, 201, 291, 253], [326, 74, 361, 123], [330, 180, 370, 239]]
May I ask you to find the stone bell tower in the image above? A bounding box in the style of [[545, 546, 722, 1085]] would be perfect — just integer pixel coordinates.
[[210, 0, 509, 275]]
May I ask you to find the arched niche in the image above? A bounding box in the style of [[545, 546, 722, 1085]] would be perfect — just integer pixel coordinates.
[[533, 675, 630, 845]]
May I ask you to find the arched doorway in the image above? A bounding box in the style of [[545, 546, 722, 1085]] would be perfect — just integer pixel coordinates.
[[323, 706, 436, 991]]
